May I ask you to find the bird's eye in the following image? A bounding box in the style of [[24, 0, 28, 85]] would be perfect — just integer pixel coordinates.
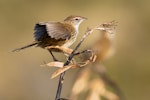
[[75, 18, 79, 20]]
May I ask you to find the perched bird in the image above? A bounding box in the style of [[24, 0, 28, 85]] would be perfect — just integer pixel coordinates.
[[12, 15, 87, 59]]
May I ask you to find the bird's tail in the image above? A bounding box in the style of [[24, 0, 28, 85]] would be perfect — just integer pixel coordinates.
[[12, 41, 38, 52]]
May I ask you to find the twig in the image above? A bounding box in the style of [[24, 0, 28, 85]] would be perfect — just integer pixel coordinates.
[[55, 21, 118, 99], [55, 28, 94, 100]]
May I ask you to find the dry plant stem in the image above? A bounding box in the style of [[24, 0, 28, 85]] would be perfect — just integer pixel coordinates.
[[55, 28, 94, 100], [94, 65, 125, 100], [55, 22, 117, 100]]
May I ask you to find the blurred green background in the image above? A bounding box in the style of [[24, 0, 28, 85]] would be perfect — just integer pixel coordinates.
[[0, 0, 150, 100]]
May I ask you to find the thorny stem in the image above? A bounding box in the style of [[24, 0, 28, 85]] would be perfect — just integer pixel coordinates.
[[55, 28, 94, 100]]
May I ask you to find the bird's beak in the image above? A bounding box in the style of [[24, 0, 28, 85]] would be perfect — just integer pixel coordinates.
[[82, 17, 88, 20]]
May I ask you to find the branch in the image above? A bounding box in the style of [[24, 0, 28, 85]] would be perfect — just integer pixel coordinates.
[[55, 28, 94, 100], [55, 21, 116, 100]]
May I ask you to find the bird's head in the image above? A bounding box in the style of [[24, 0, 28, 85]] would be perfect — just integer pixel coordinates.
[[64, 15, 87, 29]]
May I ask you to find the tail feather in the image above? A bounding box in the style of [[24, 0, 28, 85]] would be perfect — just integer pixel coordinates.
[[12, 42, 38, 52]]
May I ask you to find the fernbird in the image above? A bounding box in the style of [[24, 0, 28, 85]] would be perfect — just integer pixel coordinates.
[[12, 15, 87, 60]]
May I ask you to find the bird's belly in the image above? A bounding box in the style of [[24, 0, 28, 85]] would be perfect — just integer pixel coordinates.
[[38, 33, 77, 52], [38, 37, 66, 48]]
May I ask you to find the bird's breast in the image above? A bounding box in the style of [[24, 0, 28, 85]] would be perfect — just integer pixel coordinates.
[[63, 31, 78, 47]]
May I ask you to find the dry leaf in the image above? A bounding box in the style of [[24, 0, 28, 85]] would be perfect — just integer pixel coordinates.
[[87, 78, 119, 100], [102, 90, 119, 100], [87, 79, 105, 100], [41, 61, 64, 68], [70, 68, 90, 100], [51, 64, 78, 79], [77, 50, 97, 67]]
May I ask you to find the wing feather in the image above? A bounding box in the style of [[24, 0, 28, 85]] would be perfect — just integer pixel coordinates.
[[34, 22, 72, 41]]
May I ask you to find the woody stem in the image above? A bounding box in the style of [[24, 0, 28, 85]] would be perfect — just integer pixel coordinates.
[[55, 28, 93, 100]]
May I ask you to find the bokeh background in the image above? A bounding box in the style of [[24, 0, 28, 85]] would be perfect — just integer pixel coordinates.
[[0, 0, 150, 100]]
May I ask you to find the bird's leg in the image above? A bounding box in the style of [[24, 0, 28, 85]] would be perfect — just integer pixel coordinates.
[[48, 49, 58, 61]]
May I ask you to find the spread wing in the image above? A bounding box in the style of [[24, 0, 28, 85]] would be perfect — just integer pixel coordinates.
[[34, 22, 72, 41]]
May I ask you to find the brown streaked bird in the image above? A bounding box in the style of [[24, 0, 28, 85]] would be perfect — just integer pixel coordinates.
[[12, 15, 87, 60]]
